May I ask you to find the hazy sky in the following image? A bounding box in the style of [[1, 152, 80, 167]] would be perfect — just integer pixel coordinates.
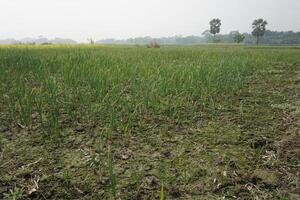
[[1, 0, 299, 42]]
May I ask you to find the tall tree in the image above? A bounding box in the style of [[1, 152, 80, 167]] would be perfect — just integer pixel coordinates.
[[209, 18, 221, 42], [252, 19, 268, 45]]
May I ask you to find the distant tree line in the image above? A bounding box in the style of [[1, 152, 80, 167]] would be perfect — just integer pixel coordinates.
[[0, 36, 77, 45], [97, 30, 300, 45], [98, 18, 299, 45]]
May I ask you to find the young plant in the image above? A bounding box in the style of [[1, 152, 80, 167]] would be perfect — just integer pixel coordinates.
[[108, 146, 116, 199], [18, 90, 34, 128], [45, 78, 60, 136], [179, 156, 189, 184], [160, 183, 165, 200], [35, 90, 44, 124], [158, 162, 167, 200], [97, 130, 105, 172]]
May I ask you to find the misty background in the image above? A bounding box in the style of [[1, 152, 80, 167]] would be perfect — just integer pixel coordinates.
[[1, 0, 300, 44]]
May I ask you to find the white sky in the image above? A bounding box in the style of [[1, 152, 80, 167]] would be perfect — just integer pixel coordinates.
[[1, 0, 299, 42]]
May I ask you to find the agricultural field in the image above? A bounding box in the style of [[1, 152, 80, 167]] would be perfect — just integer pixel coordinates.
[[0, 45, 299, 199]]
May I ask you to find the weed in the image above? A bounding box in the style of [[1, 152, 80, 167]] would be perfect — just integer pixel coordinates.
[[0, 174, 13, 183], [3, 187, 24, 200], [63, 170, 71, 185]]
